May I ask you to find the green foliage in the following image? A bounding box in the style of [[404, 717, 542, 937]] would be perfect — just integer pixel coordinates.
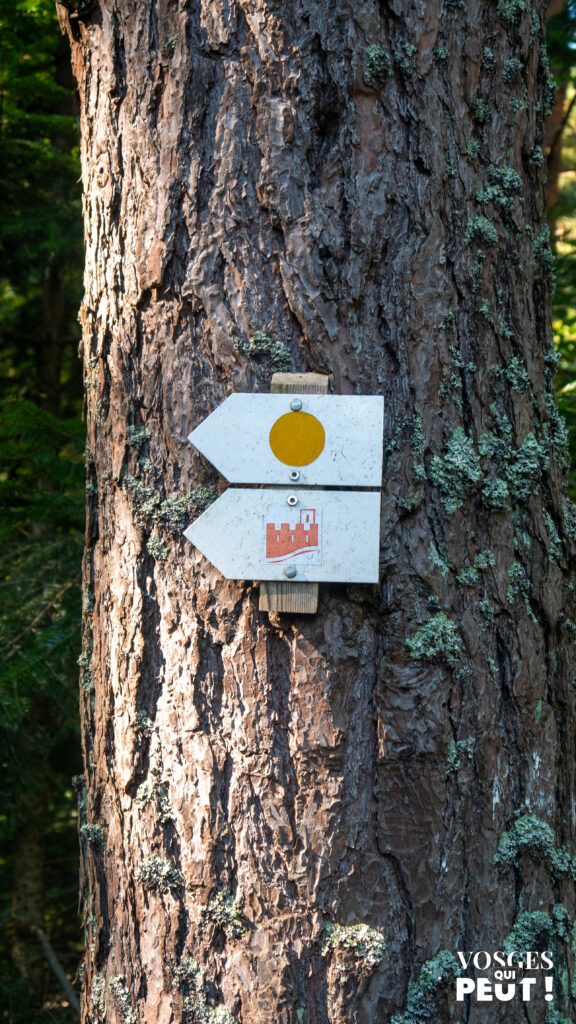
[[0, 0, 83, 408], [0, 399, 84, 1015], [0, 3, 84, 1016]]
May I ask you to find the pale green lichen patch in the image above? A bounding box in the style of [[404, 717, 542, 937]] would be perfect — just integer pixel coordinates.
[[135, 780, 153, 807], [540, 48, 558, 116], [167, 956, 239, 1024], [482, 477, 510, 510], [507, 562, 531, 605], [321, 922, 386, 970], [506, 434, 549, 503], [406, 613, 463, 667], [545, 512, 563, 563], [495, 815, 576, 880], [478, 298, 493, 325], [410, 415, 427, 480], [504, 906, 570, 971], [502, 58, 523, 84], [497, 0, 525, 23], [446, 737, 474, 773], [480, 599, 496, 623], [394, 42, 417, 72], [438, 344, 476, 405], [501, 356, 530, 392], [158, 489, 215, 529], [481, 47, 496, 72], [466, 215, 498, 246], [429, 542, 451, 577], [534, 225, 556, 283], [365, 43, 392, 85], [564, 500, 576, 542], [123, 477, 216, 529], [472, 98, 491, 124], [434, 43, 449, 63], [504, 911, 555, 956], [235, 332, 292, 371], [390, 951, 460, 1024], [126, 425, 151, 449], [543, 394, 570, 470], [80, 823, 106, 848], [91, 972, 106, 1016], [147, 533, 168, 561], [109, 976, 137, 1024], [476, 165, 523, 210], [546, 1010, 574, 1024], [430, 428, 483, 514], [200, 890, 247, 939], [455, 550, 495, 585], [135, 855, 183, 893]]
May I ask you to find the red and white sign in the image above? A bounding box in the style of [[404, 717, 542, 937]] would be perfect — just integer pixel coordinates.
[[184, 489, 381, 583], [265, 507, 322, 564]]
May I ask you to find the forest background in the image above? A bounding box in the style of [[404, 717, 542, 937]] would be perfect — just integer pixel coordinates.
[[2, 0, 576, 1020]]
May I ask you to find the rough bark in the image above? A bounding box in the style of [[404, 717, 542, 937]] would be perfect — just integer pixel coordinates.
[[61, 1, 576, 1022]]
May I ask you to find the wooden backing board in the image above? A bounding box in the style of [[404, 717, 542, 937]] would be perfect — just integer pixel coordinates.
[[259, 372, 330, 615]]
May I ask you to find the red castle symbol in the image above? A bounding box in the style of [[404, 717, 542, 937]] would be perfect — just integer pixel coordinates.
[[266, 508, 319, 562]]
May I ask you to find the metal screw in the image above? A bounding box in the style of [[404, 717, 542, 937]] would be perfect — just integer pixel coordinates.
[[287, 494, 298, 506], [284, 565, 297, 578], [290, 398, 302, 411], [289, 470, 300, 481]]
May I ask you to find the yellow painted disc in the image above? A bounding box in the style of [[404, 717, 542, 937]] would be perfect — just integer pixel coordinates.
[[269, 412, 325, 466]]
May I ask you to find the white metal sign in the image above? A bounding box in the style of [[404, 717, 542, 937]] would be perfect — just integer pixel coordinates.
[[188, 393, 384, 487], [184, 490, 381, 582]]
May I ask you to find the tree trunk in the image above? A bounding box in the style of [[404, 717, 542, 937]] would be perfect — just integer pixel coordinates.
[[61, 1, 576, 1021]]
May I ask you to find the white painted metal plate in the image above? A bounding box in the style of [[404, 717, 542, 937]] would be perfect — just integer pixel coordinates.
[[184, 489, 381, 582], [188, 394, 384, 486]]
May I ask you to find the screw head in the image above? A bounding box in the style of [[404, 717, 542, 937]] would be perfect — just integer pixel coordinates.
[[287, 494, 298, 506], [290, 398, 302, 411], [289, 470, 300, 481], [284, 565, 297, 578]]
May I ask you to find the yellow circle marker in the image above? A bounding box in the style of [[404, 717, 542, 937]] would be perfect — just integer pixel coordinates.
[[269, 411, 325, 466]]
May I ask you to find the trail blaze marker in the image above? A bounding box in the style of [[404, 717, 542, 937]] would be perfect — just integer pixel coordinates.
[[184, 384, 384, 599], [184, 490, 380, 582], [187, 393, 383, 486]]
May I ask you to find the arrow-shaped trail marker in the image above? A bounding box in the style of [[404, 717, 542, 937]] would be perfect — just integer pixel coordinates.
[[185, 387, 384, 598], [188, 393, 384, 486], [184, 489, 381, 583]]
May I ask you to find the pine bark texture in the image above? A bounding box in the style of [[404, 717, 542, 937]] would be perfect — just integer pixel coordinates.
[[61, 1, 576, 1022]]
